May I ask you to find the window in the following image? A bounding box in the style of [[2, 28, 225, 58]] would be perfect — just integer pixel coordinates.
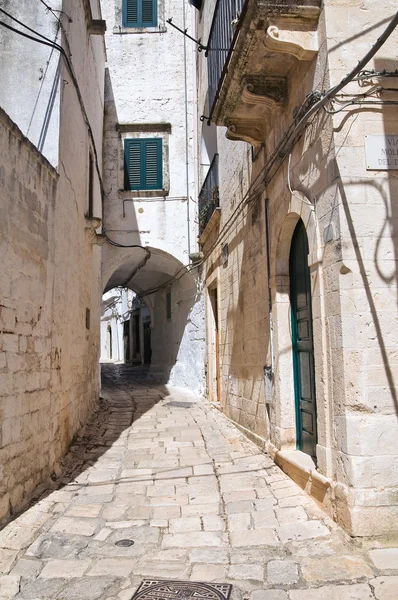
[[123, 0, 157, 28], [124, 138, 162, 191], [166, 290, 171, 320]]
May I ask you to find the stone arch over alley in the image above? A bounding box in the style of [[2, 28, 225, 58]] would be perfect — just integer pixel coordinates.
[[101, 244, 205, 393]]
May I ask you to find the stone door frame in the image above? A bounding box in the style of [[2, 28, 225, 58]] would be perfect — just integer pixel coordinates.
[[270, 191, 333, 477]]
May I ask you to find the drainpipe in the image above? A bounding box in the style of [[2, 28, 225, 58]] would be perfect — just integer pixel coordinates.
[[182, 0, 191, 256], [191, 8, 199, 248]]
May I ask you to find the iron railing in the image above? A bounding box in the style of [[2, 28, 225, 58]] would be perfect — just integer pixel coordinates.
[[207, 0, 247, 116], [199, 154, 219, 235]]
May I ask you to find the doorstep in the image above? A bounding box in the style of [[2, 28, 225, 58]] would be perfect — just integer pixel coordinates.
[[273, 448, 333, 506]]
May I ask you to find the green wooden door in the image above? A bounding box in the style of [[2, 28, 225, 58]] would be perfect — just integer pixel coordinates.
[[290, 220, 317, 460]]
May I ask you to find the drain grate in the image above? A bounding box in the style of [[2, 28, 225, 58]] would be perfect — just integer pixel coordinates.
[[131, 580, 232, 600], [115, 539, 135, 547], [166, 401, 194, 408]]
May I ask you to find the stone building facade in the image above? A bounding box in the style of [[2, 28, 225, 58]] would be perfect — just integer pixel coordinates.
[[196, 0, 398, 536], [0, 0, 106, 522]]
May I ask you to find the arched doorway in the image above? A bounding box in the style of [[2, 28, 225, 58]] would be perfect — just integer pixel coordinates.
[[107, 324, 112, 360], [289, 219, 317, 460]]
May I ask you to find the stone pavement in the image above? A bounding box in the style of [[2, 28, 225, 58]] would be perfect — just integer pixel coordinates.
[[0, 364, 397, 600]]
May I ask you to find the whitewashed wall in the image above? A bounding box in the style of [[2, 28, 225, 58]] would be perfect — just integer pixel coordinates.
[[100, 0, 206, 392], [0, 0, 62, 166]]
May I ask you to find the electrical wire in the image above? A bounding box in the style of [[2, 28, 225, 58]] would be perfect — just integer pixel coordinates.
[[37, 0, 72, 23], [0, 13, 104, 211], [353, 69, 398, 81], [0, 17, 63, 52], [26, 21, 61, 138], [324, 99, 398, 114], [104, 237, 149, 250]]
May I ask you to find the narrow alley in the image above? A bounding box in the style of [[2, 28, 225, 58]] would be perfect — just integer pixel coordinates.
[[0, 365, 396, 600]]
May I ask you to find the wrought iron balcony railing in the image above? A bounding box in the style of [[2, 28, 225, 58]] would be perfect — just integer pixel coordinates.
[[207, 0, 247, 118], [198, 154, 219, 235]]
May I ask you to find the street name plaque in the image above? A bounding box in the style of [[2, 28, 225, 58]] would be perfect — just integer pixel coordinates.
[[365, 135, 398, 170]]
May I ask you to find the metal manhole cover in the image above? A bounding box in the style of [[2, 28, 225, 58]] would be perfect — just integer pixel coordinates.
[[115, 539, 135, 547], [131, 580, 232, 600], [166, 401, 194, 408]]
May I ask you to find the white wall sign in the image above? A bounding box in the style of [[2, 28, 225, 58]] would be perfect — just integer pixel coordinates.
[[365, 135, 398, 170]]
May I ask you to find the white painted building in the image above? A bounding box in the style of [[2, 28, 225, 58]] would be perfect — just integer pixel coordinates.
[[0, 1, 61, 166], [100, 288, 132, 362], [100, 0, 206, 391]]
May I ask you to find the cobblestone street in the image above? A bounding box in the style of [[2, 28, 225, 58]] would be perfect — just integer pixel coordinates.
[[0, 365, 397, 599]]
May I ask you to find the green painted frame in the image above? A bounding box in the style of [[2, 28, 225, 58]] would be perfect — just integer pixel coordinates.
[[124, 138, 162, 191], [123, 0, 158, 28]]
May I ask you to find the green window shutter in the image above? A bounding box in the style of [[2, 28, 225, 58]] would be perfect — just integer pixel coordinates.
[[145, 140, 162, 189], [124, 0, 138, 26], [142, 0, 156, 27], [125, 0, 138, 24], [124, 139, 162, 191], [123, 0, 157, 27]]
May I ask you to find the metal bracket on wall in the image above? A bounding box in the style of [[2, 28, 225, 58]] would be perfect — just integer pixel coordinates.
[[200, 115, 212, 126], [166, 17, 208, 52]]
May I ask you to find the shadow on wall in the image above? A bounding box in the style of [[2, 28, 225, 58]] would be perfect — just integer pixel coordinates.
[[304, 58, 398, 418]]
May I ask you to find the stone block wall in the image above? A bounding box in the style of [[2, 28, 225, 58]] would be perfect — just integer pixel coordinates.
[[0, 0, 105, 523], [0, 109, 59, 518], [322, 0, 398, 535]]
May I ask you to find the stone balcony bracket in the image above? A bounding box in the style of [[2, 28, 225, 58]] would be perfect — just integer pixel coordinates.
[[213, 1, 321, 144], [226, 76, 287, 144], [264, 25, 318, 61]]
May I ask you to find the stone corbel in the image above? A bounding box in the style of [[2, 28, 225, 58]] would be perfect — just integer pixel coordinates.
[[85, 218, 107, 245], [86, 230, 107, 245], [225, 78, 286, 143], [264, 25, 318, 61], [241, 76, 287, 110], [226, 119, 265, 145]]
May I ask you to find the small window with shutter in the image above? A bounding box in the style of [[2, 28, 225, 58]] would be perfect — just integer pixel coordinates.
[[124, 139, 162, 191], [123, 0, 157, 28]]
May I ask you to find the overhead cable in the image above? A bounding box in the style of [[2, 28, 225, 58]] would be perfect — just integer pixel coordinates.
[[0, 13, 104, 210]]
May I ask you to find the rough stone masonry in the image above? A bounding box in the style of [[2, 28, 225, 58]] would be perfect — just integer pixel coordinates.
[[0, 364, 397, 600]]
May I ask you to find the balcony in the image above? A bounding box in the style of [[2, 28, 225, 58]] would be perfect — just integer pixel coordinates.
[[206, 0, 321, 144], [198, 154, 220, 241]]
